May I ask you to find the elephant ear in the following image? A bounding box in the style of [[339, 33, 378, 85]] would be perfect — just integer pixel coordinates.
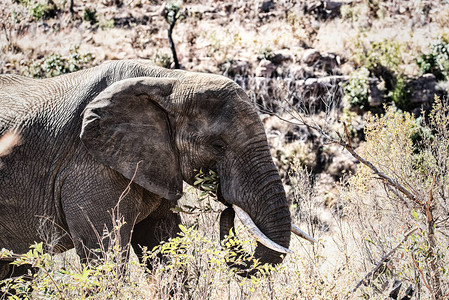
[[80, 77, 183, 200]]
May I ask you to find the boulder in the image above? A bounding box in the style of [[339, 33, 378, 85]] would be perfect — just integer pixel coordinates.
[[288, 65, 314, 79], [319, 52, 341, 73], [302, 49, 321, 66], [304, 1, 343, 20], [409, 73, 436, 104], [259, 0, 275, 13], [256, 59, 276, 77], [221, 59, 251, 77], [269, 49, 293, 65]]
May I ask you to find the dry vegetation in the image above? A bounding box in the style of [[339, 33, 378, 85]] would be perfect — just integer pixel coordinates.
[[1, 0, 449, 299]]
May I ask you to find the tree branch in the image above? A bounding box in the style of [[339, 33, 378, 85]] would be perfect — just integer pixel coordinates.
[[167, 14, 180, 69], [348, 227, 418, 297], [333, 131, 423, 206]]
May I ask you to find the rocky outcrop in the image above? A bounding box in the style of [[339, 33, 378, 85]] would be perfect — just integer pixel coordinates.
[[255, 59, 276, 77], [409, 74, 437, 104]]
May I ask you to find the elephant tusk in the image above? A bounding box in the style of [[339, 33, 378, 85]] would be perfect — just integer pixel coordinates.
[[291, 223, 318, 243], [232, 205, 293, 254]]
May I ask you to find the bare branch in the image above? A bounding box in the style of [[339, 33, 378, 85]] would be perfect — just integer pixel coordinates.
[[333, 138, 422, 205], [384, 183, 411, 209], [410, 252, 433, 295], [343, 122, 352, 148], [348, 227, 418, 297]]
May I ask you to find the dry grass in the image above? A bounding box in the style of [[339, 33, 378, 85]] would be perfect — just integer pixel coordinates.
[[2, 0, 448, 76], [4, 146, 448, 299]]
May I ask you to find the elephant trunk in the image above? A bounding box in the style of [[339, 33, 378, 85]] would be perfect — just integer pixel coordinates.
[[218, 167, 292, 276], [219, 205, 236, 241]]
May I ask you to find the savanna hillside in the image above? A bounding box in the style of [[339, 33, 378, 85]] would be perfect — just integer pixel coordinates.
[[1, 0, 449, 299]]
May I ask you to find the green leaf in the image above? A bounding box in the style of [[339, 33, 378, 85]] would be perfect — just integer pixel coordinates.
[[194, 179, 204, 186], [412, 209, 419, 221], [178, 224, 187, 233], [365, 239, 375, 245]]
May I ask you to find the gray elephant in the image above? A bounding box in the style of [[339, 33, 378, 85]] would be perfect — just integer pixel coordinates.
[[0, 60, 314, 279]]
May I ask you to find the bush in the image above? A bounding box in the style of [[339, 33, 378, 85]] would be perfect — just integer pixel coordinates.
[[342, 67, 370, 109], [388, 75, 411, 110], [352, 39, 415, 110], [355, 39, 402, 83], [14, 0, 58, 21], [153, 51, 173, 69], [339, 99, 449, 298], [29, 1, 53, 20], [83, 7, 98, 25], [355, 39, 401, 94], [21, 47, 94, 78], [417, 37, 449, 81]]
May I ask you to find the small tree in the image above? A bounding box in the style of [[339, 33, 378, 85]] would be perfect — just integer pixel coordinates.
[[162, 2, 185, 69]]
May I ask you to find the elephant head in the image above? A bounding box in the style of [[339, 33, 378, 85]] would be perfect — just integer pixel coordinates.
[[80, 73, 315, 275]]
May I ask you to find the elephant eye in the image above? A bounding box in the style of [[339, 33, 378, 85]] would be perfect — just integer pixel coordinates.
[[211, 139, 227, 153]]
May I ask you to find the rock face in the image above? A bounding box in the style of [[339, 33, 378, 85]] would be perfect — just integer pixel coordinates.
[[269, 49, 292, 65], [302, 49, 322, 66], [221, 59, 251, 77], [304, 1, 343, 20], [259, 0, 275, 13], [367, 74, 439, 109], [409, 74, 437, 104], [255, 59, 276, 77]]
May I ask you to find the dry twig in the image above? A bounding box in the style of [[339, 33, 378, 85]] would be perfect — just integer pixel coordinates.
[[348, 227, 418, 298]]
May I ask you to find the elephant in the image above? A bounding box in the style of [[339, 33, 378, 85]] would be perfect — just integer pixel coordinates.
[[0, 59, 315, 279]]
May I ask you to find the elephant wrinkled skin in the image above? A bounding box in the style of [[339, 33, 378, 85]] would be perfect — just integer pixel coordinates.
[[0, 60, 304, 278]]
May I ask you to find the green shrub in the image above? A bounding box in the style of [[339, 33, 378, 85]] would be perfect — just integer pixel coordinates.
[[388, 75, 411, 110], [21, 47, 94, 78], [153, 51, 173, 68], [0, 221, 146, 299], [356, 39, 402, 73], [417, 37, 449, 80], [83, 7, 98, 25], [355, 39, 402, 91], [14, 0, 57, 20], [164, 2, 182, 24], [29, 1, 51, 20], [351, 39, 418, 110], [343, 67, 370, 109]]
